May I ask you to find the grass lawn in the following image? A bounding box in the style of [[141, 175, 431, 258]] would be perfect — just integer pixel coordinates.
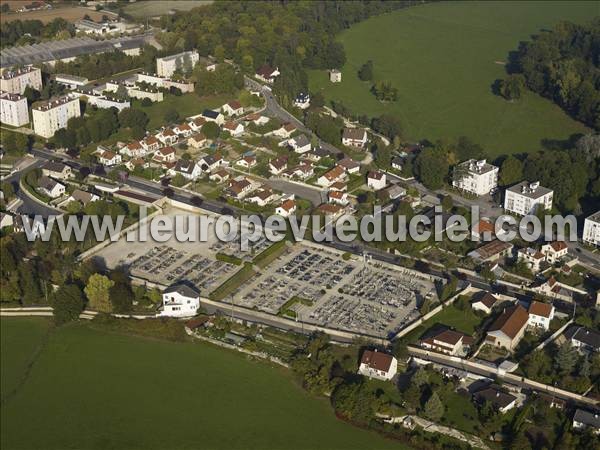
[[123, 0, 212, 19], [440, 390, 479, 434], [138, 93, 231, 131], [0, 318, 405, 450], [308, 1, 593, 157]]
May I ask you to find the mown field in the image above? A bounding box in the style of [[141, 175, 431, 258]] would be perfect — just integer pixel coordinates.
[[123, 0, 212, 19], [0, 4, 108, 24], [0, 318, 404, 450], [308, 1, 594, 156]]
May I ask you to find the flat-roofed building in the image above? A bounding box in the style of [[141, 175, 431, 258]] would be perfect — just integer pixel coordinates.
[[583, 211, 600, 247], [453, 159, 499, 196], [0, 66, 42, 94], [0, 91, 29, 126], [32, 96, 81, 138], [55, 74, 89, 90], [504, 181, 553, 216], [156, 50, 199, 77]]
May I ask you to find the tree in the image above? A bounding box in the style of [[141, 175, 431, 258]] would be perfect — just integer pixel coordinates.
[[84, 274, 114, 313], [554, 341, 577, 375], [118, 108, 148, 129], [423, 392, 444, 422], [1, 182, 15, 201], [441, 195, 453, 211], [371, 81, 398, 101], [201, 122, 220, 139], [415, 146, 449, 189], [109, 281, 133, 314], [141, 97, 152, 107], [499, 156, 523, 187], [498, 74, 524, 101], [358, 60, 373, 81], [371, 114, 402, 140], [163, 108, 179, 124], [52, 284, 85, 325]]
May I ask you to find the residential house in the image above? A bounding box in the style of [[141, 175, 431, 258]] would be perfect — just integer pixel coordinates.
[[189, 116, 206, 132], [173, 123, 193, 138], [188, 132, 208, 149], [202, 109, 224, 125], [156, 128, 178, 146], [504, 181, 553, 216], [246, 188, 275, 207], [342, 128, 368, 148], [517, 247, 545, 273], [125, 158, 147, 172], [141, 136, 160, 153], [452, 159, 499, 196], [198, 154, 224, 173], [317, 165, 347, 187], [329, 181, 347, 192], [566, 326, 600, 353], [288, 134, 311, 153], [485, 304, 529, 350], [228, 177, 254, 199], [170, 159, 201, 180], [255, 65, 280, 84], [328, 189, 349, 206], [473, 386, 517, 414], [276, 198, 296, 217], [471, 219, 496, 241], [527, 301, 554, 331], [37, 176, 65, 198], [161, 284, 200, 317], [338, 157, 360, 174], [223, 121, 244, 137], [269, 156, 288, 175], [367, 171, 386, 191], [42, 161, 72, 180], [382, 184, 406, 201], [209, 169, 230, 184], [420, 329, 474, 356], [357, 350, 398, 381], [534, 276, 578, 302], [391, 157, 403, 171], [284, 163, 313, 180], [316, 203, 344, 220], [236, 154, 257, 169], [271, 123, 296, 139], [0, 212, 14, 229], [120, 141, 146, 158], [572, 409, 600, 434], [67, 189, 99, 206], [222, 100, 244, 116], [293, 92, 310, 109], [97, 148, 122, 167], [541, 241, 568, 264], [245, 113, 269, 126], [329, 69, 342, 83], [468, 240, 513, 263], [471, 292, 499, 314], [582, 211, 600, 246], [152, 146, 176, 164]]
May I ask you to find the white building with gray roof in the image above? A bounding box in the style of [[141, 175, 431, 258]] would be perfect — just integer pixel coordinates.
[[504, 181, 553, 216]]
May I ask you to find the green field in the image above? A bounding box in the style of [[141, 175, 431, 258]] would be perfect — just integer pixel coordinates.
[[123, 1, 212, 19], [308, 1, 594, 156], [0, 318, 404, 450], [142, 93, 230, 130]]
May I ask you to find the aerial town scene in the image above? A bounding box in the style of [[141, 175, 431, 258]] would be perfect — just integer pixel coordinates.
[[0, 1, 599, 450]]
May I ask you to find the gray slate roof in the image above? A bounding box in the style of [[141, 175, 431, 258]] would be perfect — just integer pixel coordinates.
[[574, 409, 600, 428], [164, 284, 200, 298]]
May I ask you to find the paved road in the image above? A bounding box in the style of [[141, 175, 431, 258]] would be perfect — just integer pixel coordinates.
[[3, 157, 62, 219], [408, 346, 599, 408]]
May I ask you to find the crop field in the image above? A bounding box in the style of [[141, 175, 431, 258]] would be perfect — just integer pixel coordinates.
[[0, 4, 108, 24], [123, 0, 212, 19], [0, 318, 403, 450], [308, 1, 594, 156]]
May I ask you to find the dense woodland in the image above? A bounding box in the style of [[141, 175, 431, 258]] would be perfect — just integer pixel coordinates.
[[508, 19, 600, 130]]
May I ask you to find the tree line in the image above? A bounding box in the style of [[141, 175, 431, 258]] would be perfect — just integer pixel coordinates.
[[506, 19, 600, 130]]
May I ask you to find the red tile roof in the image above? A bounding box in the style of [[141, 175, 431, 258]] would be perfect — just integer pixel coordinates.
[[488, 304, 529, 339], [529, 301, 553, 318], [360, 350, 393, 372]]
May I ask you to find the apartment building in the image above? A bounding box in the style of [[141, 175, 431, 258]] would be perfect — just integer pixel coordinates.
[[583, 211, 600, 247], [0, 91, 29, 127], [156, 50, 199, 77], [504, 181, 553, 216], [452, 159, 499, 196], [32, 96, 80, 138], [0, 66, 42, 94]]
